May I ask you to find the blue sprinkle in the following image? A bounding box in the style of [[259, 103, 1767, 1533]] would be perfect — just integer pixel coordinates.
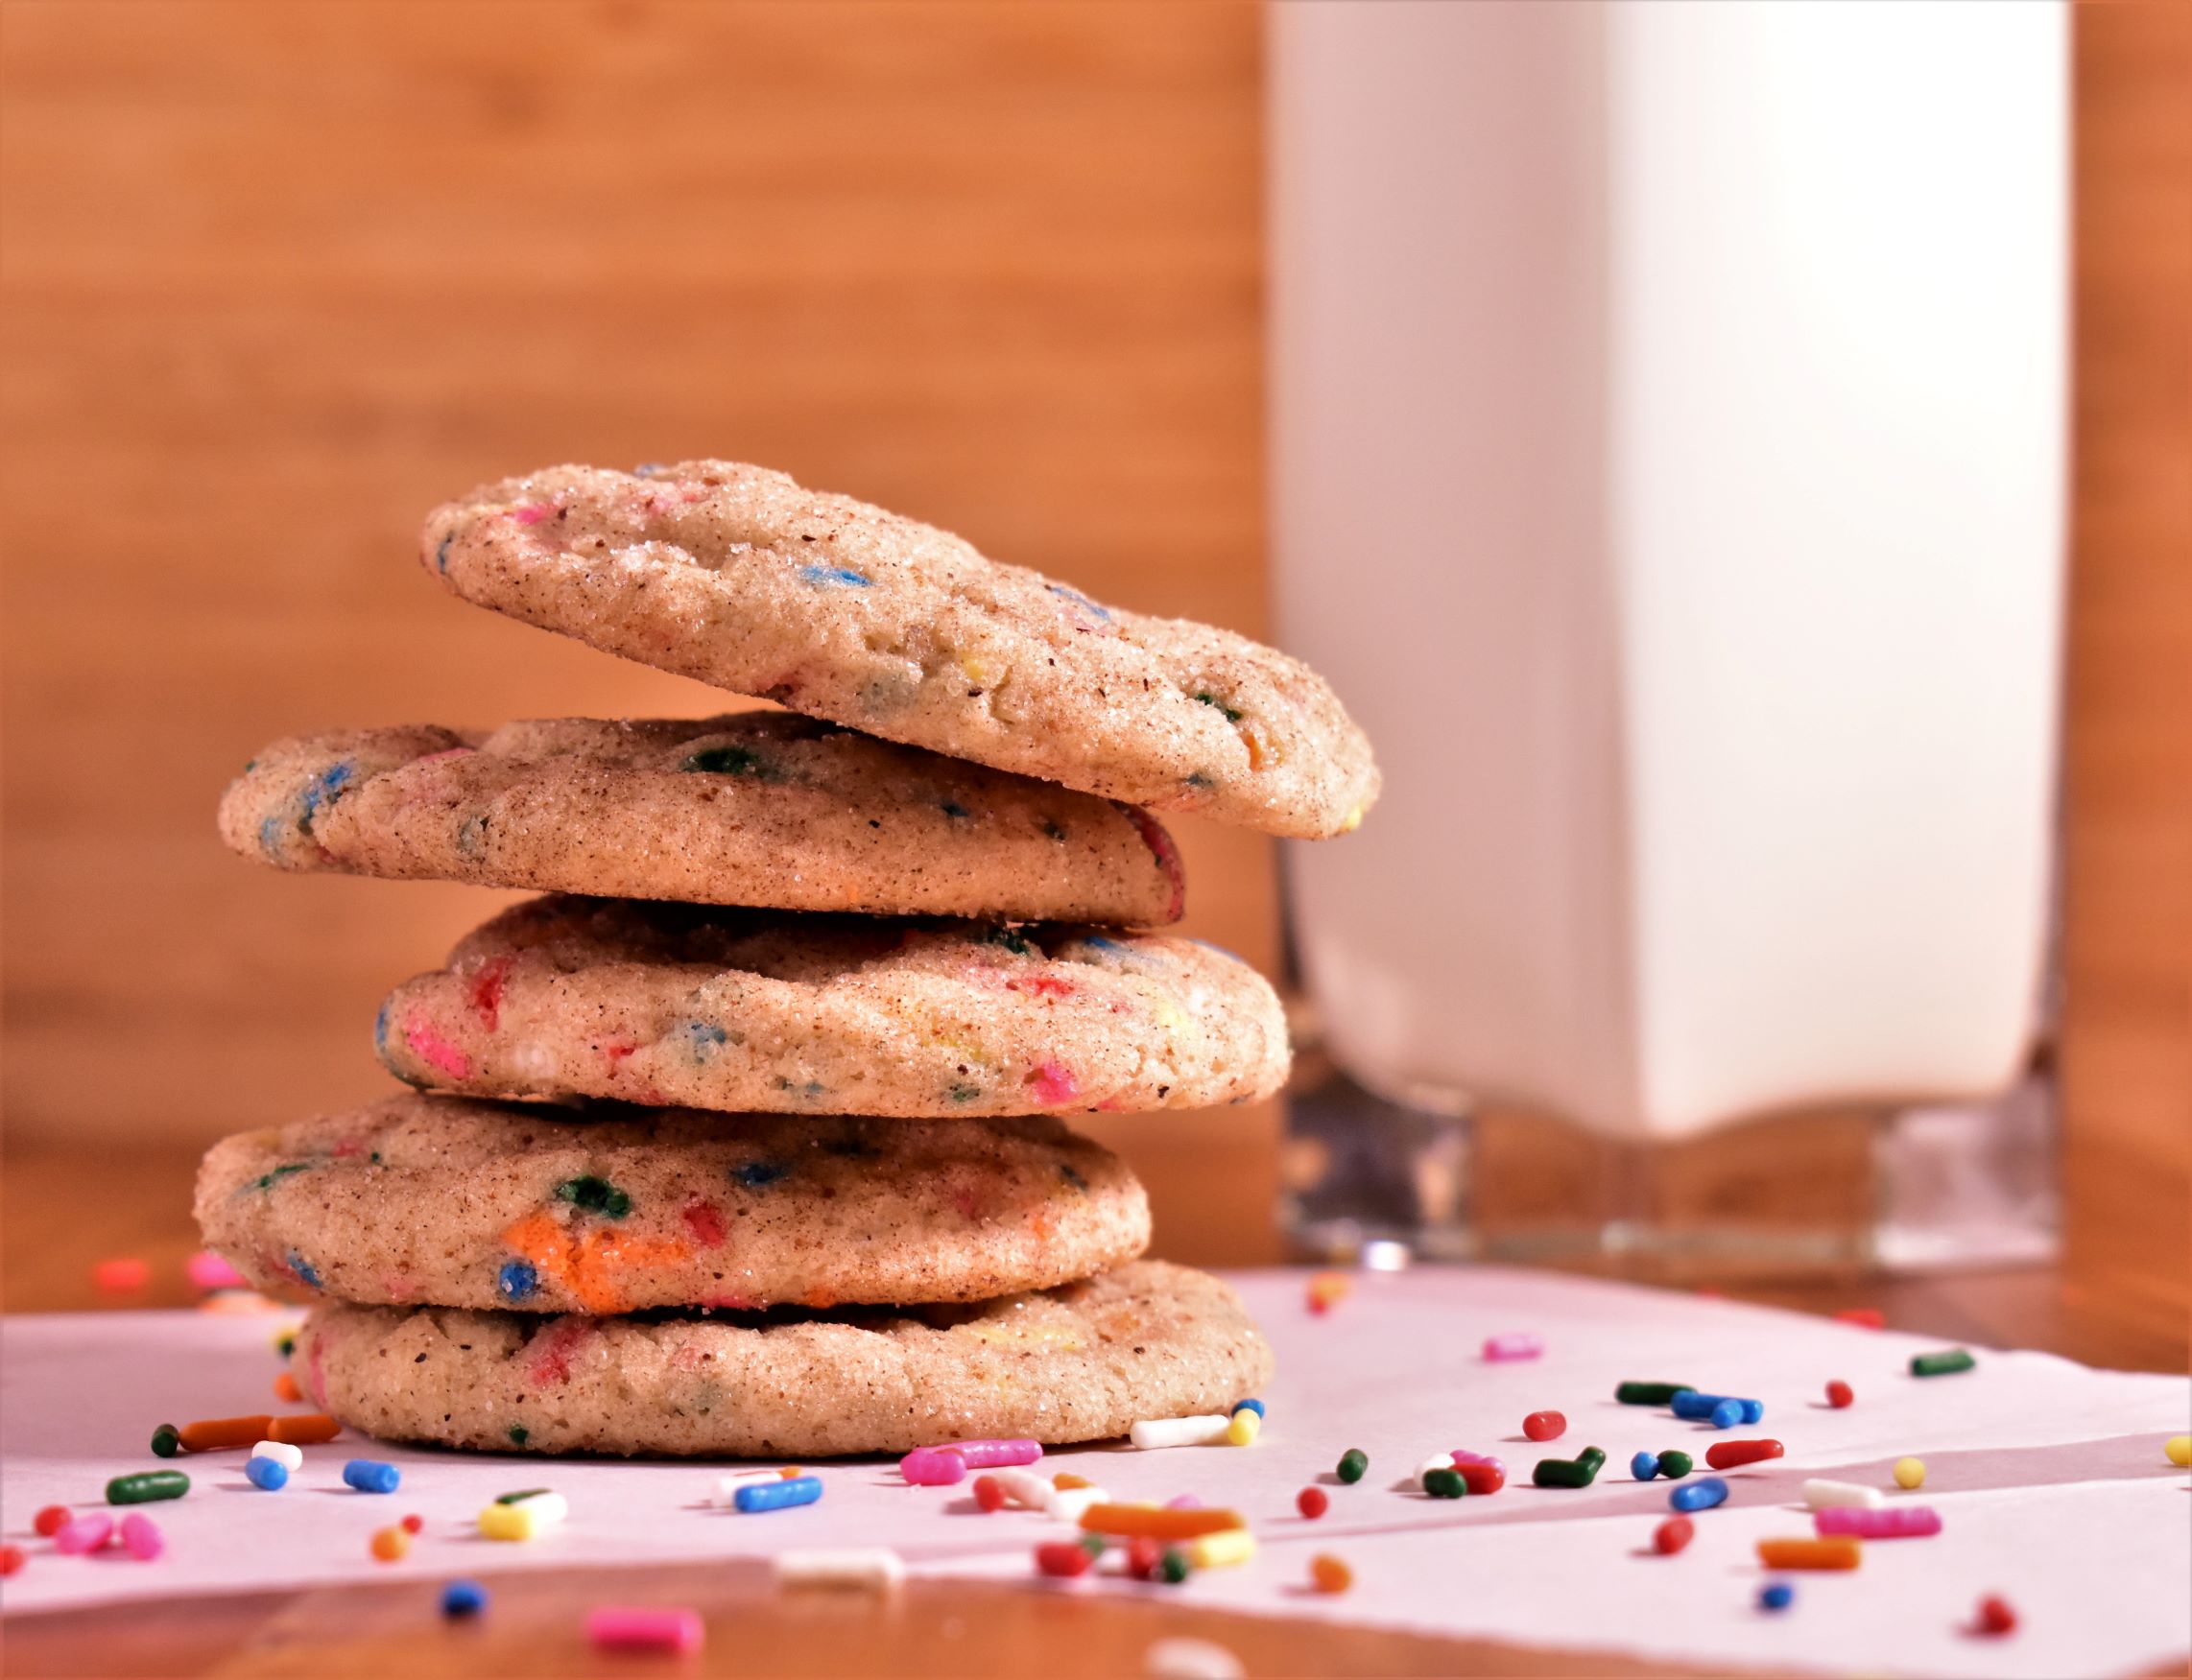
[[343, 1458, 401, 1494], [1082, 935, 1125, 953], [372, 1002, 392, 1057], [1669, 1477, 1728, 1513], [733, 1161, 788, 1190], [1632, 1451, 1660, 1481], [686, 1021, 728, 1060], [940, 800, 970, 820], [1187, 936, 1243, 962], [441, 1579, 488, 1618], [734, 1475, 822, 1513], [1046, 582, 1111, 622], [435, 532, 453, 573], [286, 1251, 322, 1290], [245, 1455, 290, 1491], [798, 564, 871, 588], [1184, 771, 1216, 791], [631, 462, 667, 478], [257, 814, 285, 860], [496, 1261, 539, 1303], [298, 762, 356, 834], [1759, 1581, 1795, 1611], [1230, 1398, 1265, 1419], [1709, 1399, 1744, 1430]]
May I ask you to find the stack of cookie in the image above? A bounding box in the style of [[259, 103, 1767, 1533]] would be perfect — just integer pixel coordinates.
[[197, 461, 1376, 1458]]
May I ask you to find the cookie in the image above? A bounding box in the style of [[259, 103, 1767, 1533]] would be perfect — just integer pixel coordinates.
[[375, 895, 1289, 1118], [195, 1092, 1149, 1313], [291, 1261, 1272, 1457], [421, 461, 1379, 839], [217, 712, 1183, 924]]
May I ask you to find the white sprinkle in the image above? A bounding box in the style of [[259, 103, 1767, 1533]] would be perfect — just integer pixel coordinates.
[[503, 1490, 568, 1526], [1802, 1478, 1886, 1511], [250, 1440, 303, 1470], [1416, 1452, 1456, 1482], [986, 1468, 1054, 1510], [775, 1548, 905, 1592], [1145, 1635, 1246, 1679], [1131, 1415, 1232, 1450], [1046, 1485, 1108, 1523]]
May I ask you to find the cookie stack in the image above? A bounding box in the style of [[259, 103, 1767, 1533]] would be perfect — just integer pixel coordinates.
[[196, 461, 1377, 1458]]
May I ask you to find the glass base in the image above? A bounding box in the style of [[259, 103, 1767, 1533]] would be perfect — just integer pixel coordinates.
[[1280, 1048, 2058, 1285]]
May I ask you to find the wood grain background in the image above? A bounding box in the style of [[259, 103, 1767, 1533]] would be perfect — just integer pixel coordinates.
[[2, 1, 2183, 1314]]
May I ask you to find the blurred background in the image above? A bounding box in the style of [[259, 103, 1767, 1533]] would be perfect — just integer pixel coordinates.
[[1, 2, 2181, 1354]]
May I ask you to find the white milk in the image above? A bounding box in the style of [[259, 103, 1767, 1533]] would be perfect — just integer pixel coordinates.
[[1269, 1, 2065, 1141]]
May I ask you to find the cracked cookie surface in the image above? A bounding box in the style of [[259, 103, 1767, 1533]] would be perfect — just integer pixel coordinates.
[[421, 461, 1379, 839], [217, 712, 1183, 924], [374, 895, 1289, 1118], [292, 1260, 1273, 1456], [197, 1091, 1149, 1313]]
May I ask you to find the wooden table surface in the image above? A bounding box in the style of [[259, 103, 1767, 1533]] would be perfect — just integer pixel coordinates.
[[4, 1149, 2184, 1680]]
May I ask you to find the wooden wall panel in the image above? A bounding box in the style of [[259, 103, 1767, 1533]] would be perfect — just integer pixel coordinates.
[[0, 0, 1278, 1253]]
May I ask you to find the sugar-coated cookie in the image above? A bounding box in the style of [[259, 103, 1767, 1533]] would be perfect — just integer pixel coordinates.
[[292, 1261, 1273, 1456], [421, 462, 1378, 839], [375, 896, 1289, 1118], [196, 1093, 1148, 1313], [218, 713, 1184, 925]]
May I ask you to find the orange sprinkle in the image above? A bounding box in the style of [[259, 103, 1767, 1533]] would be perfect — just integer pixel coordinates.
[[264, 1413, 342, 1446], [92, 1257, 151, 1292], [1078, 1504, 1247, 1541], [1755, 1537, 1862, 1571], [499, 1212, 690, 1315], [272, 1372, 302, 1404], [1310, 1553, 1353, 1594], [369, 1526, 410, 1563], [177, 1415, 273, 1452], [1052, 1473, 1094, 1491], [778, 1467, 803, 1479]]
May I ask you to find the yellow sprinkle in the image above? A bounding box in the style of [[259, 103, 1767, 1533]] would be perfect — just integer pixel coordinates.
[[2165, 1435, 2190, 1468], [1227, 1410, 1261, 1448], [1185, 1528, 1257, 1570], [1053, 1472, 1094, 1490], [1893, 1456, 1926, 1490], [1339, 802, 1366, 834], [478, 1503, 541, 1542]]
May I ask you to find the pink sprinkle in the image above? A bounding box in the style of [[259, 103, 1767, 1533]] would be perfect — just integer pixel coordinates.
[[509, 502, 554, 527], [186, 1251, 248, 1291], [586, 1607, 704, 1655], [1164, 1495, 1203, 1510], [55, 1514, 114, 1555], [401, 1016, 471, 1079], [1129, 809, 1187, 919], [466, 956, 513, 1031], [1450, 1451, 1507, 1475], [680, 1197, 726, 1249], [118, 1514, 164, 1561], [1481, 1333, 1543, 1361], [900, 1439, 1041, 1485], [1025, 1061, 1079, 1106], [897, 1449, 967, 1486], [1816, 1505, 1942, 1539], [528, 1318, 589, 1387]]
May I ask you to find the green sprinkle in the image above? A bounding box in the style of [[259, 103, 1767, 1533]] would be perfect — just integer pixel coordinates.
[[507, 1425, 529, 1446], [1615, 1381, 1695, 1406], [1423, 1467, 1466, 1499], [1077, 1532, 1107, 1558], [1911, 1348, 1975, 1377], [274, 1332, 296, 1359], [150, 1424, 181, 1458], [682, 745, 780, 780], [986, 926, 1035, 958], [252, 1162, 311, 1193], [945, 1082, 981, 1103], [495, 1487, 553, 1505], [1193, 691, 1245, 723], [1337, 1447, 1369, 1484], [1532, 1451, 1605, 1489], [1157, 1548, 1191, 1584], [1656, 1449, 1693, 1479], [107, 1470, 189, 1505], [555, 1176, 631, 1219]]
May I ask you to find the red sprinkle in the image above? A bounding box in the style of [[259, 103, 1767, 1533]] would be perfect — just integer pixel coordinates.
[[1654, 1516, 1695, 1555], [680, 1196, 727, 1249], [1976, 1595, 2018, 1636], [466, 956, 513, 1031], [1833, 1308, 1886, 1330], [0, 1545, 24, 1576], [1297, 1486, 1329, 1519], [34, 1505, 70, 1538], [1126, 1536, 1164, 1578], [1825, 1379, 1855, 1408], [1035, 1541, 1094, 1578], [1705, 1438, 1785, 1470], [1522, 1410, 1565, 1442], [1455, 1462, 1506, 1495], [400, 1514, 424, 1534], [973, 1476, 1008, 1513], [92, 1257, 150, 1292]]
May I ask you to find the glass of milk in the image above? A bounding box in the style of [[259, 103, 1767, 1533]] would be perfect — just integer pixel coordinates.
[[1269, 0, 2065, 1275]]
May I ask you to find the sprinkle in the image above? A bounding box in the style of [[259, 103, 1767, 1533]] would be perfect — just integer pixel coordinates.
[[343, 1459, 401, 1494], [775, 1549, 906, 1592], [496, 1261, 540, 1304], [1450, 1449, 1506, 1474], [1297, 1486, 1329, 1519], [178, 1414, 272, 1452], [1705, 1438, 1784, 1470], [1670, 1390, 1762, 1428], [272, 1373, 301, 1403], [1975, 1595, 2018, 1636], [106, 1471, 188, 1505], [899, 1449, 967, 1486], [1451, 1459, 1506, 1495], [1078, 1505, 1245, 1541], [1481, 1333, 1542, 1361], [1532, 1448, 1605, 1488], [1306, 1271, 1351, 1313], [1230, 1399, 1266, 1419], [1226, 1409, 1261, 1447], [1759, 1581, 1796, 1612], [55, 1514, 115, 1554], [1910, 1348, 1975, 1378], [1156, 1548, 1191, 1584], [442, 1580, 488, 1618], [971, 1468, 1051, 1511], [735, 1476, 822, 1513], [714, 1470, 793, 1508], [1522, 1410, 1565, 1442], [1048, 1485, 1108, 1523], [34, 1505, 71, 1537], [554, 1176, 632, 1219], [1756, 1537, 1861, 1571], [1802, 1478, 1885, 1510], [264, 1414, 340, 1445], [1336, 1447, 1369, 1483], [1654, 1516, 1695, 1554], [497, 1490, 568, 1523], [1893, 1456, 1927, 1489], [92, 1257, 150, 1292], [797, 563, 872, 588], [1816, 1504, 1941, 1539], [1631, 1452, 1659, 1480], [150, 1425, 181, 1458], [1183, 1528, 1256, 1570], [401, 1515, 423, 1534], [1144, 1636, 1246, 1680], [2167, 1435, 2191, 1467], [1615, 1381, 1695, 1406], [117, 1514, 164, 1561], [1834, 1308, 1886, 1329], [1130, 1415, 1232, 1450], [902, 1438, 1040, 1479], [1035, 1540, 1094, 1577], [1670, 1477, 1729, 1513], [478, 1503, 548, 1542], [1824, 1379, 1855, 1408], [369, 1526, 410, 1563], [1309, 1553, 1352, 1594], [1656, 1450, 1694, 1479], [0, 1547, 23, 1576], [586, 1607, 704, 1655], [1422, 1467, 1465, 1499], [1052, 1472, 1094, 1490], [244, 1455, 290, 1491]]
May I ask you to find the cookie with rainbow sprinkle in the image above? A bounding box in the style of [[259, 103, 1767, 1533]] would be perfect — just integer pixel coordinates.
[[291, 1260, 1272, 1456], [217, 712, 1184, 925], [195, 1092, 1149, 1313], [373, 895, 1289, 1118], [420, 461, 1379, 839]]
